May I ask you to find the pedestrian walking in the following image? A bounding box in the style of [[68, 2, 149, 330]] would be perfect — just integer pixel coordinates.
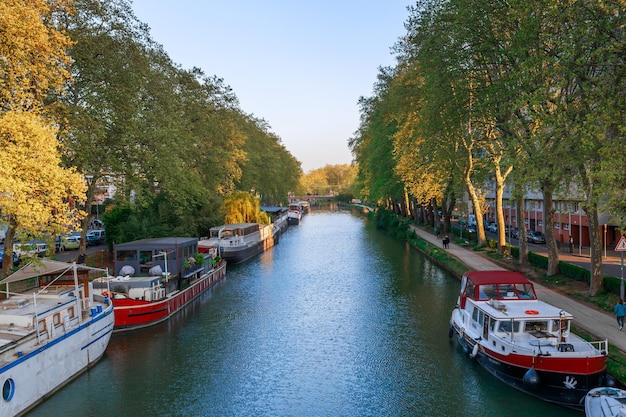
[[614, 298, 626, 330], [443, 236, 450, 249]]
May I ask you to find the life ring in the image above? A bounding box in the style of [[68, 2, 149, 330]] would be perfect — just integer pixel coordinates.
[[525, 309, 539, 315]]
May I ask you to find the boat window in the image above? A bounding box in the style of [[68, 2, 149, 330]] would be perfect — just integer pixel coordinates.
[[525, 320, 548, 332], [497, 320, 519, 333], [515, 283, 536, 299], [471, 307, 484, 325], [116, 250, 137, 262], [478, 284, 497, 300], [139, 251, 152, 264], [464, 281, 475, 299], [497, 284, 515, 299], [68, 306, 75, 318], [53, 313, 61, 326], [2, 378, 15, 401], [552, 319, 569, 332]]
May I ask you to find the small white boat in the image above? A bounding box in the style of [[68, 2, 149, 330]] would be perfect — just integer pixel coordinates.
[[0, 260, 114, 416], [585, 387, 626, 417]]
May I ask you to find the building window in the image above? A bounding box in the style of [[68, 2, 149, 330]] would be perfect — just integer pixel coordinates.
[[554, 223, 560, 229], [563, 224, 570, 231]]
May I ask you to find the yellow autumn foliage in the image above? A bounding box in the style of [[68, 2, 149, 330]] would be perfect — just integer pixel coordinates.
[[0, 111, 86, 238], [223, 191, 270, 225], [0, 0, 73, 110]]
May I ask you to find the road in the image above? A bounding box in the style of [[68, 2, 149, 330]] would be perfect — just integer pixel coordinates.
[[483, 229, 625, 280]]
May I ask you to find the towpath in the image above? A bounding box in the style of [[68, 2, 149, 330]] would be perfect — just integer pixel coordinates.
[[410, 225, 626, 354]]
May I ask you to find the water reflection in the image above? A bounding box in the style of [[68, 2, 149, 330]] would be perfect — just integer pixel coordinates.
[[28, 211, 577, 416]]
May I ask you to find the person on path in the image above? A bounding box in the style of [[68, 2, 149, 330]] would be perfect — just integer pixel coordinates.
[[443, 236, 450, 249], [614, 298, 626, 330]]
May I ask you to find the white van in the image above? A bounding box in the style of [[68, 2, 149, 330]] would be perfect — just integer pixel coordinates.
[[14, 241, 48, 257]]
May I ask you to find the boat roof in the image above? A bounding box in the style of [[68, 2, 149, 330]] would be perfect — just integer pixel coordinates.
[[464, 270, 531, 285], [261, 206, 287, 214], [475, 298, 572, 320], [0, 259, 107, 285], [114, 237, 197, 250], [209, 223, 259, 231]]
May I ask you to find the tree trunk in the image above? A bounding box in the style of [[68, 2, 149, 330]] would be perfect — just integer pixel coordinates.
[[1, 216, 18, 279], [516, 196, 529, 264], [495, 181, 505, 253], [541, 184, 559, 276], [465, 180, 486, 246], [586, 204, 604, 295]]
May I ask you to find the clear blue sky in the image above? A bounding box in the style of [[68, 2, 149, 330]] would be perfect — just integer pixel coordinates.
[[131, 0, 411, 172]]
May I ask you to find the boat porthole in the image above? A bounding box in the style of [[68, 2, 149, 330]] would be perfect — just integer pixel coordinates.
[[2, 378, 15, 401]]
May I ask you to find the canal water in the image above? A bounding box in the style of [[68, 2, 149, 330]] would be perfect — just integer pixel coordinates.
[[28, 211, 576, 417]]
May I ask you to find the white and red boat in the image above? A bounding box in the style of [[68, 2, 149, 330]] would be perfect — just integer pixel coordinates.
[[94, 237, 226, 332], [449, 270, 612, 409], [287, 201, 302, 225]]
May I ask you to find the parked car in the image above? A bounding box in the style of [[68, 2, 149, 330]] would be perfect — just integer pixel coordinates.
[[527, 230, 546, 244], [86, 229, 105, 246], [56, 235, 80, 252], [487, 222, 498, 233], [511, 227, 520, 239]]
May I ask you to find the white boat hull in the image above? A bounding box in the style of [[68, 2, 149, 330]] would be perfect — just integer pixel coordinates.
[[0, 304, 113, 417], [585, 387, 626, 417]]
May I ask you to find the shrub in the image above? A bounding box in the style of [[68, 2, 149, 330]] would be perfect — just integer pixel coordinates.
[[528, 252, 549, 269], [558, 261, 590, 284], [603, 276, 622, 296]]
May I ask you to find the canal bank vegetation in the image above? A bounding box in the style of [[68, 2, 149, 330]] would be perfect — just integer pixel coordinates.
[[370, 208, 626, 385]]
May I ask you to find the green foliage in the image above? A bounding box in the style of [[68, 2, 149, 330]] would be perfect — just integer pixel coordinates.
[[194, 253, 205, 266], [558, 262, 591, 284], [375, 209, 411, 239], [528, 252, 549, 270], [486, 238, 498, 250], [603, 276, 622, 297]]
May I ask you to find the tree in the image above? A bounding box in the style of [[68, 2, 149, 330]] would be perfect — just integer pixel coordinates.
[[223, 192, 270, 225], [0, 0, 84, 276], [0, 111, 86, 276]]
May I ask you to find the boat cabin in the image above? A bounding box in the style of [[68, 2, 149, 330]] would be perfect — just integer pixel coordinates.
[[209, 223, 260, 239], [458, 270, 537, 309], [113, 237, 198, 277]]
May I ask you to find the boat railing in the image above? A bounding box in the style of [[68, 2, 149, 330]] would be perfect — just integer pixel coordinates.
[[505, 338, 609, 356], [589, 339, 609, 355]]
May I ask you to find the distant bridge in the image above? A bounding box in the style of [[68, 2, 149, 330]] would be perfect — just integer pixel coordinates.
[[294, 195, 336, 204]]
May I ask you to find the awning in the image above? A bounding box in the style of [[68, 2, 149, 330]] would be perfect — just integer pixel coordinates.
[[0, 259, 108, 285]]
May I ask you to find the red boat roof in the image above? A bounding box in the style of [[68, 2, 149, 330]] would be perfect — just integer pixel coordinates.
[[463, 270, 531, 285]]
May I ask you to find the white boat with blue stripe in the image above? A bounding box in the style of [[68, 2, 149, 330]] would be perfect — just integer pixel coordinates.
[[0, 260, 114, 417]]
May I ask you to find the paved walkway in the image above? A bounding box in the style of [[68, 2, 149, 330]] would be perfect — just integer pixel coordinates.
[[410, 225, 626, 354]]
